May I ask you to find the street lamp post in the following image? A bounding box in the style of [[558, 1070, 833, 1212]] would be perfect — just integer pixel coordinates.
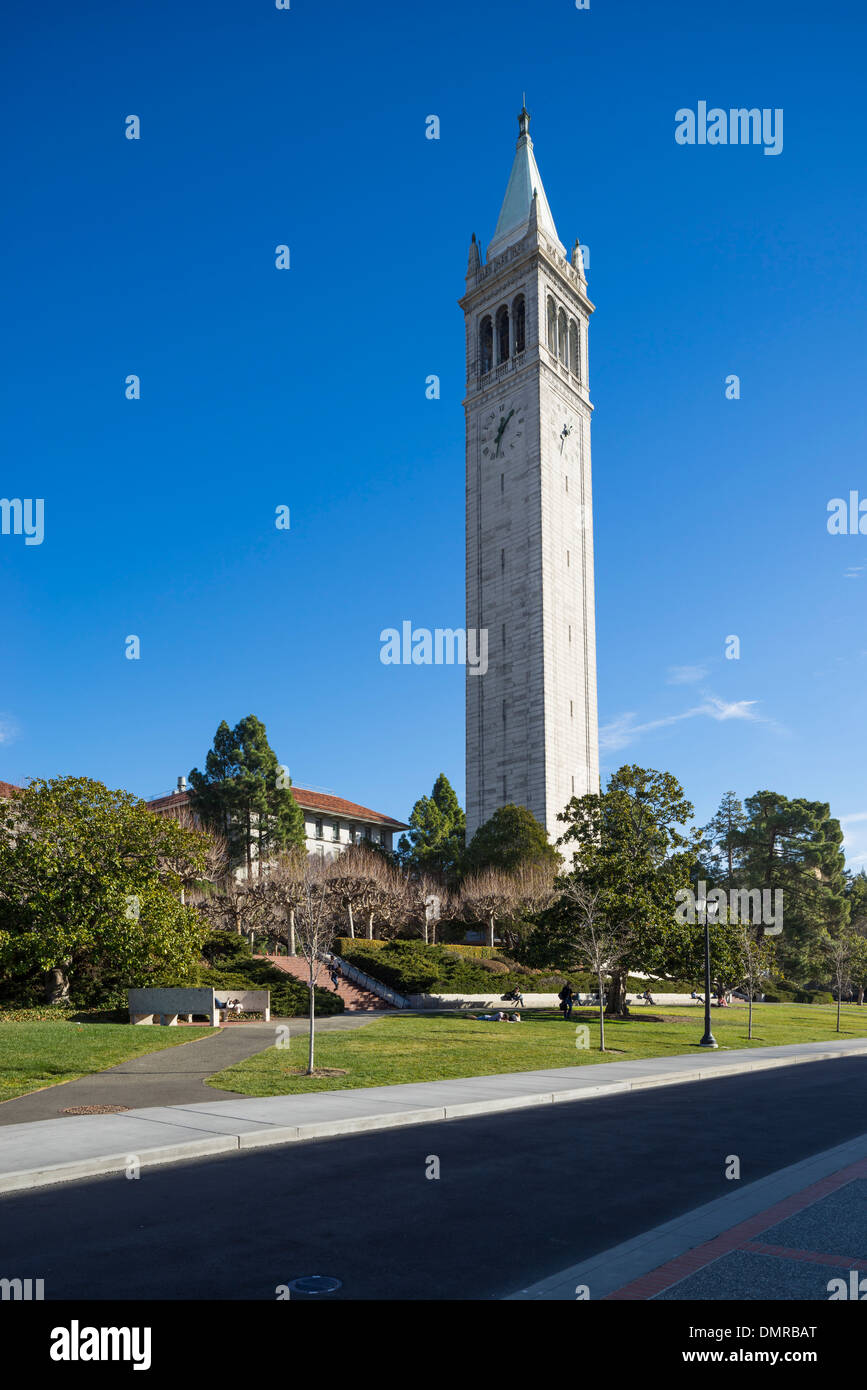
[[699, 899, 718, 1049]]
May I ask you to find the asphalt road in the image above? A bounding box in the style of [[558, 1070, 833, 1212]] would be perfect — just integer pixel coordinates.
[[2, 1057, 866, 1301]]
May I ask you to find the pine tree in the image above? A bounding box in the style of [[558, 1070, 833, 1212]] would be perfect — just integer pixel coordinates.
[[702, 791, 747, 888], [738, 791, 847, 982], [189, 715, 305, 876], [398, 773, 466, 881]]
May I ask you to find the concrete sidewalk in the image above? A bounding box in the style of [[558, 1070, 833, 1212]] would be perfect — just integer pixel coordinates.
[[1, 1036, 866, 1195]]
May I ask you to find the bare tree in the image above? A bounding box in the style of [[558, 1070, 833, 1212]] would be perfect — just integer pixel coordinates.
[[824, 927, 863, 1034], [196, 874, 267, 940], [328, 844, 383, 939], [738, 924, 775, 1040], [294, 858, 339, 1074], [460, 867, 519, 949], [558, 880, 631, 1052], [499, 861, 557, 953], [258, 846, 309, 955], [402, 874, 452, 944]]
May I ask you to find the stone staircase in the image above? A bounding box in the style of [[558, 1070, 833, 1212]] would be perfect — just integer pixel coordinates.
[[258, 954, 390, 1013]]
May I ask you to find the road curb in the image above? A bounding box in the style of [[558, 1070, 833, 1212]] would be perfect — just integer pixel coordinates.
[[2, 1039, 866, 1194]]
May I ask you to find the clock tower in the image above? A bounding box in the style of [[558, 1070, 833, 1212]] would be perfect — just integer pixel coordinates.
[[460, 107, 600, 844]]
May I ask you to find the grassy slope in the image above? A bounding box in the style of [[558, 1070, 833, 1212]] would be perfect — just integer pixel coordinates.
[[0, 1022, 216, 1103], [206, 1003, 867, 1097]]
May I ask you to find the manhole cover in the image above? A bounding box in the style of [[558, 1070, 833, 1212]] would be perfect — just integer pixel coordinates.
[[61, 1105, 131, 1115], [287, 1275, 342, 1295]]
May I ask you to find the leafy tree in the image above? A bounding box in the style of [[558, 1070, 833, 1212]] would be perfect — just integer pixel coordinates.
[[557, 766, 700, 1015], [464, 803, 559, 876], [0, 777, 208, 1004], [189, 715, 305, 877], [398, 773, 466, 881], [738, 791, 847, 981]]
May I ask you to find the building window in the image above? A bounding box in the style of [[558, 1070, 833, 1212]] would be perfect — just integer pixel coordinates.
[[547, 296, 556, 353], [569, 319, 580, 380], [512, 294, 526, 353], [570, 700, 573, 717], [567, 550, 570, 567], [501, 547, 505, 573], [500, 472, 504, 493], [496, 305, 510, 364], [558, 308, 568, 365], [315, 818, 323, 839], [479, 316, 493, 374], [333, 821, 340, 841]]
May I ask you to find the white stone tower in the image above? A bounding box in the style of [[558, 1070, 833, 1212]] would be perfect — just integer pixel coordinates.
[[461, 107, 599, 844]]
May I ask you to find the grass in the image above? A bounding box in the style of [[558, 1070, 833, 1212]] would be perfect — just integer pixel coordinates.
[[206, 1002, 867, 1097], [0, 1022, 216, 1103]]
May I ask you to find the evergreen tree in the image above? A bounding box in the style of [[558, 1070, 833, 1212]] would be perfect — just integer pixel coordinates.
[[702, 790, 748, 888], [556, 766, 701, 1014], [464, 803, 559, 875], [189, 715, 305, 876], [738, 791, 847, 981], [398, 773, 466, 881]]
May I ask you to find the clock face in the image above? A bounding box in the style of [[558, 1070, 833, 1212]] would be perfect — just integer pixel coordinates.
[[558, 416, 578, 458], [480, 401, 525, 459]]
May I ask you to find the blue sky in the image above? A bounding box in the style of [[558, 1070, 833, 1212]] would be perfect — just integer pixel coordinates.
[[2, 0, 866, 863]]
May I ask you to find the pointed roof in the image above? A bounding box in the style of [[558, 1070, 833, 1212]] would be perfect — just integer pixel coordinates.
[[487, 107, 563, 260]]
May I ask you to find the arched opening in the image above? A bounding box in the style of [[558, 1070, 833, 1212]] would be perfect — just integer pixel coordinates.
[[496, 305, 510, 364], [558, 308, 568, 365], [547, 296, 556, 353], [479, 316, 493, 374], [512, 294, 526, 354], [569, 319, 580, 380]]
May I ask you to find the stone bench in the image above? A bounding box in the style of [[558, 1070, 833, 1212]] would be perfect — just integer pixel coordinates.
[[127, 987, 270, 1026]]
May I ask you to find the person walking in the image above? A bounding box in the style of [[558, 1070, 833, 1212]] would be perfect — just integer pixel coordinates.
[[558, 983, 575, 1019]]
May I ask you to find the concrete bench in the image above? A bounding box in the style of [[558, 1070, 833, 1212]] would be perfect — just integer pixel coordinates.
[[127, 987, 270, 1026]]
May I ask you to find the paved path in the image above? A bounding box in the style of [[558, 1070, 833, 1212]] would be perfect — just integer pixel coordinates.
[[1, 1035, 865, 1193], [2, 1055, 867, 1300], [0, 1013, 383, 1127]]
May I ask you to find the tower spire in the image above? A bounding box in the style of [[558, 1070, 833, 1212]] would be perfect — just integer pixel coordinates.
[[487, 107, 563, 260]]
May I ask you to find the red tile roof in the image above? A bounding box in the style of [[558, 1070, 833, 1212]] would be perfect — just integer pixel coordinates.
[[146, 785, 407, 830], [0, 781, 22, 799]]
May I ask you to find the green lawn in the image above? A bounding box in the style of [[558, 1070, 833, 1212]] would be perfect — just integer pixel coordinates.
[[206, 1003, 867, 1097], [0, 1022, 216, 1103]]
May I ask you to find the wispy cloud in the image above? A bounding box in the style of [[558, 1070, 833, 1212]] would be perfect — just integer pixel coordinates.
[[841, 813, 867, 870], [0, 714, 18, 745], [600, 693, 763, 753], [666, 664, 709, 685], [844, 566, 864, 579]]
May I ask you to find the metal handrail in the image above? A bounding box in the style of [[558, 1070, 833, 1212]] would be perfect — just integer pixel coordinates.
[[322, 952, 410, 1010]]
